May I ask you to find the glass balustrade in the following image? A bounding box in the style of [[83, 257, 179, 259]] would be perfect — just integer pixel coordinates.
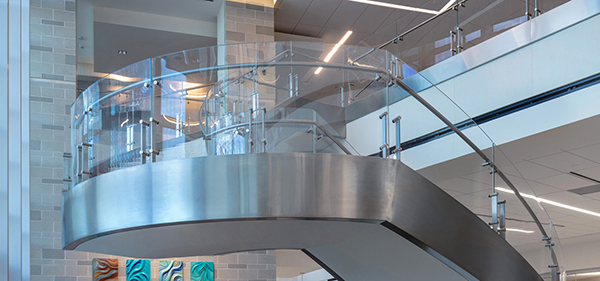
[[71, 40, 566, 279]]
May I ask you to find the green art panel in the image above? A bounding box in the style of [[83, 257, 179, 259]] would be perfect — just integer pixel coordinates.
[[159, 260, 183, 281], [190, 262, 214, 281], [126, 259, 151, 281], [92, 258, 118, 281]]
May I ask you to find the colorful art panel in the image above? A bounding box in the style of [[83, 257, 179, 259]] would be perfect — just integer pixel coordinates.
[[159, 260, 183, 281], [92, 258, 118, 281], [190, 262, 214, 281], [126, 259, 151, 281]]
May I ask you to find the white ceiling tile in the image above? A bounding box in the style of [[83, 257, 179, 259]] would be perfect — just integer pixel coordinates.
[[572, 166, 600, 183], [514, 181, 562, 196], [530, 152, 599, 173], [570, 143, 600, 164], [323, 1, 368, 30], [539, 191, 591, 205], [509, 161, 563, 180], [274, 0, 313, 24], [350, 5, 394, 34], [293, 24, 323, 37], [298, 0, 342, 27], [436, 177, 490, 194], [535, 173, 595, 190]]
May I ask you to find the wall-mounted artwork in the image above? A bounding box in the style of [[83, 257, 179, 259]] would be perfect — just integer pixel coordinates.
[[92, 258, 118, 281], [126, 259, 151, 281], [159, 260, 183, 281], [190, 262, 214, 281]]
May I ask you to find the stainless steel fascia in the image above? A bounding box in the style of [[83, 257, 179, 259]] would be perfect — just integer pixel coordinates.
[[63, 153, 541, 281]]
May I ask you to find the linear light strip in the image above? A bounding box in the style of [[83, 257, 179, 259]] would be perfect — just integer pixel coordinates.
[[439, 0, 456, 12], [496, 187, 600, 218], [349, 0, 439, 15], [315, 31, 353, 74], [506, 228, 534, 234]]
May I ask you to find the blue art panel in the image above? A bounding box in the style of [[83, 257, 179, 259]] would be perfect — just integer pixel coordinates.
[[92, 258, 118, 281], [190, 262, 214, 281], [126, 259, 150, 281], [159, 260, 183, 281]]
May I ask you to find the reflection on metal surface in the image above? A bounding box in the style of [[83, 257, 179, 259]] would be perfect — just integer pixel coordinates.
[[63, 153, 541, 281]]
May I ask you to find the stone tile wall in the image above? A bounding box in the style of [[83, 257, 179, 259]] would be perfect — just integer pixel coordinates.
[[225, 1, 275, 44]]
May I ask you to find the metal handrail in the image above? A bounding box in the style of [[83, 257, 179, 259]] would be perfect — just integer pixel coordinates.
[[391, 75, 559, 268], [206, 118, 352, 155]]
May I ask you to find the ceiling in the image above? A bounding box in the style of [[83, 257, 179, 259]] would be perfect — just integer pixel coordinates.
[[273, 0, 568, 71], [417, 113, 600, 251]]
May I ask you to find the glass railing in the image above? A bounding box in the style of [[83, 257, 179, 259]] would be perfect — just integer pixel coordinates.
[[356, 0, 570, 74], [71, 41, 566, 279]]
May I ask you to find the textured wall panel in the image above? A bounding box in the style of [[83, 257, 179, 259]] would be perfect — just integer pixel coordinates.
[[126, 259, 151, 281], [92, 258, 118, 281], [159, 261, 183, 281], [190, 262, 214, 281]]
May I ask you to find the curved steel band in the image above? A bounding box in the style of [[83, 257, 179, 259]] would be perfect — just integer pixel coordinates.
[[63, 153, 541, 281]]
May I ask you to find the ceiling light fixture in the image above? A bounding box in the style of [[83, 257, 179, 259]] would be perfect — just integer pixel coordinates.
[[573, 272, 600, 277], [496, 187, 600, 218], [315, 30, 353, 74], [438, 0, 457, 12], [506, 228, 534, 234], [348, 0, 438, 15], [118, 50, 128, 55]]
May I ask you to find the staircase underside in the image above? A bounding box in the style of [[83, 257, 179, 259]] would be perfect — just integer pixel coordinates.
[[62, 153, 541, 281]]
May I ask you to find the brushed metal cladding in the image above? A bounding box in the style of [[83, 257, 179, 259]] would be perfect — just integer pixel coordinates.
[[63, 153, 541, 281]]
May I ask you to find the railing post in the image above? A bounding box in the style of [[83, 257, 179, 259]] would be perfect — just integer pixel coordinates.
[[149, 118, 159, 162], [62, 153, 72, 192], [485, 144, 499, 232], [260, 106, 267, 153], [294, 74, 299, 96], [140, 120, 151, 164], [340, 86, 345, 107], [392, 116, 401, 160], [498, 200, 506, 239], [78, 142, 92, 180], [289, 72, 294, 97], [247, 107, 254, 153], [379, 111, 389, 158], [312, 111, 317, 153]]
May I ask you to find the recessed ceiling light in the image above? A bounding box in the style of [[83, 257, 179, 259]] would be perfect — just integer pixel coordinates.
[[118, 50, 128, 55], [315, 30, 353, 74], [496, 187, 600, 218], [348, 0, 439, 15]]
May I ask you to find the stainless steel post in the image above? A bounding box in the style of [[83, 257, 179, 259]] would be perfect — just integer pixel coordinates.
[[392, 116, 401, 160], [261, 106, 267, 153], [76, 145, 82, 183], [526, 0, 532, 19], [294, 74, 299, 96], [379, 112, 389, 158], [148, 117, 159, 162], [498, 200, 506, 239], [248, 107, 254, 153], [140, 120, 151, 164], [312, 111, 317, 153], [487, 144, 498, 232], [289, 73, 293, 97], [79, 142, 92, 180], [62, 153, 72, 192], [549, 265, 558, 281], [450, 30, 456, 56], [340, 86, 345, 107]]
